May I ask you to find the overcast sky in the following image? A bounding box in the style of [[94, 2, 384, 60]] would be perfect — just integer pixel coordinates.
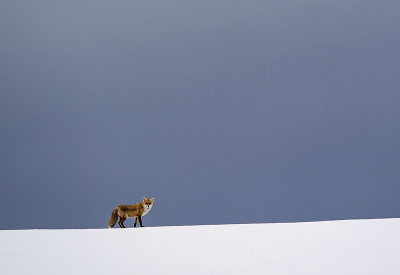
[[1, 1, 399, 229]]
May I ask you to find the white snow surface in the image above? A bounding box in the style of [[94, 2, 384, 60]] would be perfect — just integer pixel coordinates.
[[1, 218, 400, 274]]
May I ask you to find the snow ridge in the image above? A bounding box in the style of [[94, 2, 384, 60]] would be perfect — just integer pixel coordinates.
[[1, 218, 399, 274]]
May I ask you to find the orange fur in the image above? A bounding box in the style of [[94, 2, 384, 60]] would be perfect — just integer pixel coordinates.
[[108, 197, 154, 228]]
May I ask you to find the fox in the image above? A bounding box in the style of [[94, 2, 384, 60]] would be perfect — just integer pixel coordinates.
[[108, 197, 155, 228]]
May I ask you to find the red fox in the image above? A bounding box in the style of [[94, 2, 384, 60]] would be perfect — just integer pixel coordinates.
[[108, 197, 155, 228]]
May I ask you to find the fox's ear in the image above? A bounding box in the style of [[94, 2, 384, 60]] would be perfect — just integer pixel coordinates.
[[150, 197, 155, 202], [143, 197, 147, 201]]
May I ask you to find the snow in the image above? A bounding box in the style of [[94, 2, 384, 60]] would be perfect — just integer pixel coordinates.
[[1, 218, 400, 274]]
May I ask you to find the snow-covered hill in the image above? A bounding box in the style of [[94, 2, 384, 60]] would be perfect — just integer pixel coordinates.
[[1, 218, 399, 274]]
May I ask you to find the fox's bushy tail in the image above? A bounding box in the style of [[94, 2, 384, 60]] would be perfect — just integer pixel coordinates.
[[108, 208, 118, 228]]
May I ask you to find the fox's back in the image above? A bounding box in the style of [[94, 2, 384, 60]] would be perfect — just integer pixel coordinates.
[[117, 203, 142, 216]]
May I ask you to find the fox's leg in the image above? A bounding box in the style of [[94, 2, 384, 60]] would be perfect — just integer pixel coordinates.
[[134, 217, 138, 227], [138, 215, 144, 227], [121, 217, 127, 228], [119, 217, 127, 228]]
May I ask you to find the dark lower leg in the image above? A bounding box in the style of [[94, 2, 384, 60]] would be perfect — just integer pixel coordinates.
[[119, 217, 126, 228]]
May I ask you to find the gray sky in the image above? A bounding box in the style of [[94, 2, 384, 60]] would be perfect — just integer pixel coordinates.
[[1, 1, 399, 229]]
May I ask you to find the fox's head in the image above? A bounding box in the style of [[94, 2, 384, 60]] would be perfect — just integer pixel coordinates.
[[142, 197, 155, 211]]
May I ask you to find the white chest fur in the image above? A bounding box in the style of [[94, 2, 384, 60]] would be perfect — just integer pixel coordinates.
[[142, 204, 152, 216]]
